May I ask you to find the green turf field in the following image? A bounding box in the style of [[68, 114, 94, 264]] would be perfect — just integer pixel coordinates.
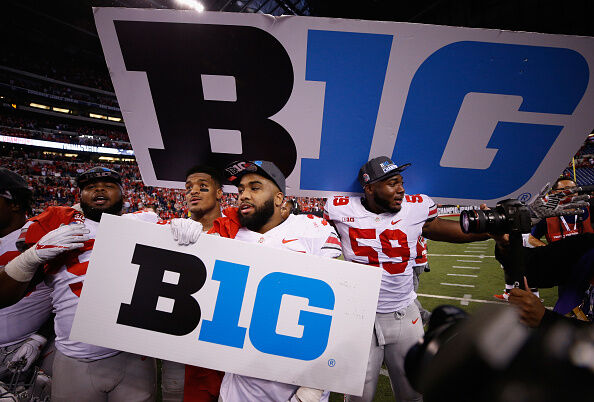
[[328, 236, 558, 401]]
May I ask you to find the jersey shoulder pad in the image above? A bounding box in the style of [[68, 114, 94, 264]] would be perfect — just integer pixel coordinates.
[[123, 210, 160, 224], [325, 196, 358, 221], [22, 206, 83, 247]]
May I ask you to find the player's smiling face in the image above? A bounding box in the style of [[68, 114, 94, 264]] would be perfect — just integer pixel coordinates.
[[185, 173, 221, 216], [366, 174, 405, 213]]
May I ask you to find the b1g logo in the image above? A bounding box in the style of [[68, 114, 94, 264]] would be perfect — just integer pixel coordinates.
[[97, 9, 594, 202], [117, 244, 335, 361]]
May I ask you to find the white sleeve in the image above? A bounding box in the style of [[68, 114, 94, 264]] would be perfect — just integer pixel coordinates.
[[122, 211, 160, 224]]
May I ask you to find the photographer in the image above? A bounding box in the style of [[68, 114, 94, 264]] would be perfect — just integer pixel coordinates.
[[508, 276, 592, 328], [462, 185, 594, 318]]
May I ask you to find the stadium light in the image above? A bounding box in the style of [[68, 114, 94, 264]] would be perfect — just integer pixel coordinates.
[[89, 113, 108, 120], [30, 102, 50, 110], [107, 116, 122, 122], [176, 0, 205, 12], [52, 107, 70, 113]]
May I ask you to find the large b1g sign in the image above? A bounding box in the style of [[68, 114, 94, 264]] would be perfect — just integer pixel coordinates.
[[70, 215, 381, 395], [94, 8, 594, 204]]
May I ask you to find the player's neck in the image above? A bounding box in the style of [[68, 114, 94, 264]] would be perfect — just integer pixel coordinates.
[[362, 196, 389, 215], [0, 214, 26, 238], [191, 204, 222, 232]]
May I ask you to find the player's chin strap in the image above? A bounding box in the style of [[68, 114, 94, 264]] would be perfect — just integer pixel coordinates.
[[288, 387, 323, 402]]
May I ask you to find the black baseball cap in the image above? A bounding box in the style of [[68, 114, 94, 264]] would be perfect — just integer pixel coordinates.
[[224, 160, 286, 194], [358, 156, 410, 188], [77, 167, 122, 189], [0, 168, 32, 199]]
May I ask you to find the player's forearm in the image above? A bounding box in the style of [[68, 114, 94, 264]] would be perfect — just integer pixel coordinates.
[[0, 270, 30, 308], [423, 218, 490, 243]]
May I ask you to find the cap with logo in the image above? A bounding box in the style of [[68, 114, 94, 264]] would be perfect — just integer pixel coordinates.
[[77, 167, 122, 189], [358, 156, 410, 187], [224, 160, 286, 194], [0, 168, 32, 200]]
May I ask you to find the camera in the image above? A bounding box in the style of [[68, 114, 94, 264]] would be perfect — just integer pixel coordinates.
[[460, 199, 532, 235], [405, 304, 594, 402]]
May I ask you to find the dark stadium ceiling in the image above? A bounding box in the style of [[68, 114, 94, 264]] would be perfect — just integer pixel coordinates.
[[3, 0, 594, 36]]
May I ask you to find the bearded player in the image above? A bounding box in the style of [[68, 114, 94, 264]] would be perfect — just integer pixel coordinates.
[[0, 167, 202, 402], [324, 157, 490, 402], [204, 160, 341, 402]]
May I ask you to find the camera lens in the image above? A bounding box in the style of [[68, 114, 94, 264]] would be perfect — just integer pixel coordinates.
[[460, 210, 480, 233]]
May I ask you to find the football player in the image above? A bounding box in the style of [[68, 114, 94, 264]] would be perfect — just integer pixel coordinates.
[[204, 160, 341, 402], [0, 167, 202, 402], [165, 165, 225, 402], [324, 156, 491, 402], [0, 168, 54, 383]]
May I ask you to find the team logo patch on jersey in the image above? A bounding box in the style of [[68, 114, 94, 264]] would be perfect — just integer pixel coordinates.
[[379, 161, 397, 173]]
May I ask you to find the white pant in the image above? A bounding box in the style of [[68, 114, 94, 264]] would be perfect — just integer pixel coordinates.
[[161, 360, 185, 402], [346, 302, 424, 402], [52, 350, 156, 402]]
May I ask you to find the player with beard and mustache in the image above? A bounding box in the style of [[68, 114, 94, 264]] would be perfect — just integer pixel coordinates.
[[0, 167, 202, 402], [324, 156, 493, 402], [204, 160, 341, 402]]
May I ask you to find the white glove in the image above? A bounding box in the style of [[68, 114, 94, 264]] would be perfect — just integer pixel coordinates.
[[4, 224, 90, 282], [170, 218, 203, 246], [7, 334, 47, 372], [289, 387, 324, 402]]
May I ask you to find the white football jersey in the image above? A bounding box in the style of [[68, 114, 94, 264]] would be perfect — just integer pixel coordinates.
[[0, 228, 52, 347], [324, 195, 437, 313], [219, 213, 340, 402], [25, 209, 160, 360]]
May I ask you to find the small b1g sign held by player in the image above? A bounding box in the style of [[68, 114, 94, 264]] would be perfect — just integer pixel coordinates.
[[70, 215, 381, 396]]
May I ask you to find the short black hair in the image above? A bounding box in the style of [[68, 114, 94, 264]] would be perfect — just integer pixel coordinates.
[[185, 165, 223, 188], [552, 176, 576, 190]]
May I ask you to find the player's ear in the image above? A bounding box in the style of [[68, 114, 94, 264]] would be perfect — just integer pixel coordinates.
[[216, 186, 223, 201], [363, 183, 373, 195], [274, 191, 284, 207]]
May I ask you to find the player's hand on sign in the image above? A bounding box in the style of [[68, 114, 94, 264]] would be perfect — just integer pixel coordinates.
[[7, 334, 47, 372], [170, 218, 203, 245], [508, 277, 545, 328], [4, 223, 90, 282], [528, 183, 589, 225]]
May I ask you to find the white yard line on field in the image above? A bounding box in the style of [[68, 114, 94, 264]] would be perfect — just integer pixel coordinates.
[[440, 282, 475, 288]]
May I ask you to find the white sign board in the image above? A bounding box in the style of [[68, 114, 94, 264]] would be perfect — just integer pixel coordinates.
[[94, 7, 594, 204], [70, 214, 381, 395]]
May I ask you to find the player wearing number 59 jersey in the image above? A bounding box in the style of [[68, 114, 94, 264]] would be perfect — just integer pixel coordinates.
[[326, 192, 436, 313], [325, 157, 490, 402]]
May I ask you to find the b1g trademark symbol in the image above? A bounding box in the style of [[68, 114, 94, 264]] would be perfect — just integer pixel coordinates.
[[518, 192, 532, 202]]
